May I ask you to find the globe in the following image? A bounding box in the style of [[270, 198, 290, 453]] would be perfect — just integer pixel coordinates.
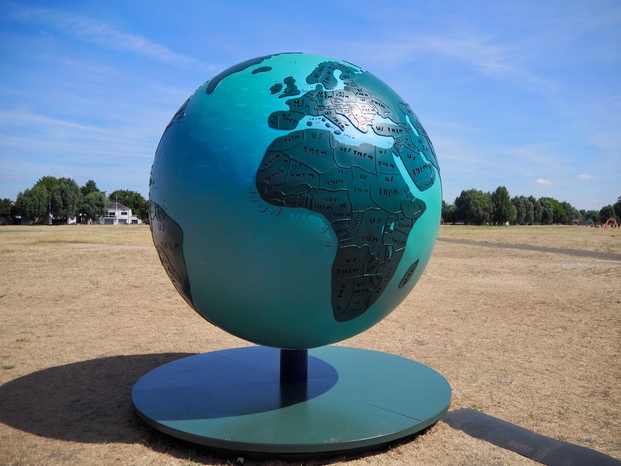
[[149, 53, 442, 349]]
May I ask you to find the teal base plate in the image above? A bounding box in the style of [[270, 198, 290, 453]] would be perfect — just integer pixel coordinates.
[[132, 346, 451, 459]]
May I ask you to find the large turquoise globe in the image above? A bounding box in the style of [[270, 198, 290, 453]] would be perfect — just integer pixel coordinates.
[[149, 53, 442, 349]]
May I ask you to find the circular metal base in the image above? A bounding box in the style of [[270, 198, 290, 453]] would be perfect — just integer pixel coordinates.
[[132, 346, 451, 459]]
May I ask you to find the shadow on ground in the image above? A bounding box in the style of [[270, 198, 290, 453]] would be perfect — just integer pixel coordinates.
[[0, 353, 192, 443], [0, 353, 420, 464]]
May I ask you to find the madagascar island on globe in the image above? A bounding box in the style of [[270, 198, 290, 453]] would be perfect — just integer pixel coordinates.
[[149, 53, 442, 349]]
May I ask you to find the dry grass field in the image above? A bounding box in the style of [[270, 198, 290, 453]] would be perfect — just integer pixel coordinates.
[[0, 224, 619, 465]]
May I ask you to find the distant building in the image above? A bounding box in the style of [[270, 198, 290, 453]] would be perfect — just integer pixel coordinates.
[[102, 202, 141, 225], [46, 213, 76, 225]]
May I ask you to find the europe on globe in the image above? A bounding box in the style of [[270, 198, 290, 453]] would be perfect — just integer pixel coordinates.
[[149, 52, 442, 349]]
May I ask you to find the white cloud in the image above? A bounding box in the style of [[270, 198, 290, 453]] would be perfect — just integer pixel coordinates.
[[9, 6, 214, 72], [0, 110, 155, 160], [358, 27, 558, 95], [535, 178, 552, 185], [0, 110, 108, 133], [577, 174, 593, 180]]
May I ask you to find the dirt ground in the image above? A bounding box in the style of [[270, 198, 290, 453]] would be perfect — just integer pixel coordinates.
[[0, 224, 619, 465]]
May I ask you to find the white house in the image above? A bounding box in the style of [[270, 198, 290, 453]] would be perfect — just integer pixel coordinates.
[[102, 202, 140, 225]]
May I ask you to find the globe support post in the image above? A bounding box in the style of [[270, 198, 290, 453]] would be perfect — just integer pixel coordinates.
[[280, 349, 308, 384]]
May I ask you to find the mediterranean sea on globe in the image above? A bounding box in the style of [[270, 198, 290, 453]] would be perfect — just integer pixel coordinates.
[[149, 52, 442, 349]]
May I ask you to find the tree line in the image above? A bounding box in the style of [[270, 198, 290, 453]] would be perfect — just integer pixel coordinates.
[[443, 186, 621, 226], [2, 178, 619, 227], [0, 176, 149, 224]]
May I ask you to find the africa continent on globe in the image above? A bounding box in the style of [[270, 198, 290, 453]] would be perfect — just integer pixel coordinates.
[[149, 53, 442, 349]]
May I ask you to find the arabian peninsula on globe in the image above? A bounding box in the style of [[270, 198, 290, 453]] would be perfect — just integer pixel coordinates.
[[149, 53, 442, 349]]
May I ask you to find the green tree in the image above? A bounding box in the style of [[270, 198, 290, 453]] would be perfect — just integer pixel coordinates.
[[454, 189, 492, 225], [14, 175, 60, 223], [14, 176, 94, 223], [511, 195, 534, 225], [0, 198, 13, 222], [524, 197, 535, 225], [599, 205, 617, 223], [78, 180, 107, 223], [50, 178, 82, 222], [539, 198, 554, 224], [491, 186, 517, 225], [81, 191, 107, 222], [441, 200, 458, 224], [514, 196, 536, 225], [108, 189, 149, 222], [530, 196, 542, 224], [584, 210, 599, 225], [562, 201, 582, 223], [614, 195, 621, 220], [14, 185, 49, 223], [80, 179, 103, 197], [512, 196, 526, 225], [35, 176, 61, 193], [544, 197, 569, 224]]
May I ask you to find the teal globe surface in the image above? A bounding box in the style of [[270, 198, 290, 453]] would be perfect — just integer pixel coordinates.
[[149, 53, 442, 349]]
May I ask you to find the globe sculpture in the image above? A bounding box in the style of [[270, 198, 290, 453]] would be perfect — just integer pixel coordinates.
[[148, 52, 442, 349], [134, 53, 451, 458]]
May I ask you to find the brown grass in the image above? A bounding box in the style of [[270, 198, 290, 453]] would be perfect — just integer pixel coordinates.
[[438, 223, 621, 254], [0, 224, 619, 465]]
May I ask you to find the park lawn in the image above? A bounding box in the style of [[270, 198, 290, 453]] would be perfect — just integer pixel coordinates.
[[0, 224, 619, 465], [439, 224, 621, 254]]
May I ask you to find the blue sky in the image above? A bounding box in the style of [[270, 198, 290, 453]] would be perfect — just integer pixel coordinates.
[[1, 1, 619, 211]]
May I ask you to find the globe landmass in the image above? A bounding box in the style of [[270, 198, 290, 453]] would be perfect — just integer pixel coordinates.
[[149, 53, 442, 349]]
